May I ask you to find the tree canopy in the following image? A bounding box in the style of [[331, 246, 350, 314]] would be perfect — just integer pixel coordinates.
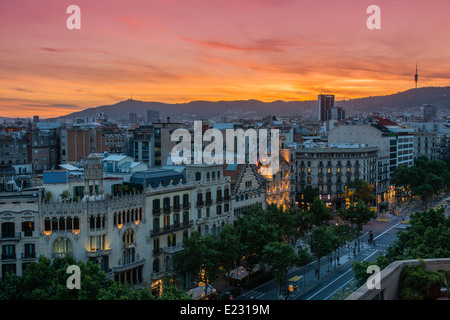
[[0, 255, 191, 300]]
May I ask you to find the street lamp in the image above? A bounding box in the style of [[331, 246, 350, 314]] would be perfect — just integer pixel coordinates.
[[349, 188, 356, 205]]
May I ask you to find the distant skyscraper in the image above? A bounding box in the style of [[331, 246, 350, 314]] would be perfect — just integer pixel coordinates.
[[146, 110, 160, 124], [318, 94, 335, 121]]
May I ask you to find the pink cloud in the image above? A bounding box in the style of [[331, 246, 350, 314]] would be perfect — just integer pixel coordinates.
[[0, 0, 450, 117]]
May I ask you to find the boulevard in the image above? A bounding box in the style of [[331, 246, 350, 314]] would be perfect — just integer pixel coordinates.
[[236, 197, 449, 301]]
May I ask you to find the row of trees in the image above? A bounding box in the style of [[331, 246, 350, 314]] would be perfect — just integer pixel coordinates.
[[173, 196, 377, 298], [0, 255, 191, 300], [391, 156, 450, 206]]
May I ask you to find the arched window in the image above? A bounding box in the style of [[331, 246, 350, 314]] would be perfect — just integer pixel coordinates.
[[123, 229, 135, 244], [195, 172, 201, 181], [53, 237, 72, 255]]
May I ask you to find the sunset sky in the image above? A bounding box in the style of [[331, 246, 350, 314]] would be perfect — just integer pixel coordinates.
[[1, 0, 450, 118]]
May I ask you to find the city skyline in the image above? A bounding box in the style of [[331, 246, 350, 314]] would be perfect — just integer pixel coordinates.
[[1, 1, 450, 118]]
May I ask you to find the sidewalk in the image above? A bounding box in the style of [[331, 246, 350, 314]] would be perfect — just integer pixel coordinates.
[[237, 243, 360, 300]]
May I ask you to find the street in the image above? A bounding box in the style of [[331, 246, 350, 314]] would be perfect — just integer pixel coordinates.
[[237, 202, 420, 301]]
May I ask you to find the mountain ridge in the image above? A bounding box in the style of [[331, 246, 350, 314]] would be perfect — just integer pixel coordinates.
[[43, 86, 450, 122]]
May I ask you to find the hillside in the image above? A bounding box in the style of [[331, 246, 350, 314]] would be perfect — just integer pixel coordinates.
[[50, 86, 450, 122]]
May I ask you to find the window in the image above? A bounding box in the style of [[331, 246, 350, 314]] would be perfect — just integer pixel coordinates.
[[153, 258, 160, 273], [153, 217, 160, 232], [183, 194, 189, 207], [53, 238, 72, 254], [153, 238, 160, 253], [153, 199, 160, 213], [183, 211, 189, 225], [22, 221, 34, 237], [168, 234, 176, 247], [1, 222, 15, 238], [24, 243, 35, 259], [164, 215, 170, 230], [2, 244, 15, 259]]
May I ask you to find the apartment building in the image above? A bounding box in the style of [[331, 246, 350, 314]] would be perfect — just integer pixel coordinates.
[[413, 131, 439, 160], [294, 144, 378, 212], [0, 190, 40, 278], [60, 126, 108, 163]]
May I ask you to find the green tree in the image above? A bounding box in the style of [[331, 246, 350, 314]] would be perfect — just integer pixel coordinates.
[[392, 157, 450, 206], [338, 200, 376, 252], [307, 225, 337, 279], [392, 208, 450, 260], [346, 179, 375, 206], [261, 242, 300, 298], [234, 208, 280, 286], [172, 231, 223, 299], [159, 284, 193, 300], [217, 223, 241, 291], [331, 223, 353, 264], [308, 197, 333, 227], [0, 255, 160, 300], [265, 204, 311, 246]]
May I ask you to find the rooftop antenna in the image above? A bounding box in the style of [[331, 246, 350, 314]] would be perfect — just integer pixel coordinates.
[[415, 62, 418, 89]]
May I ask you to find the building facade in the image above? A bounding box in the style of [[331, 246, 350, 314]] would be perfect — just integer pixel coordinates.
[[222, 163, 267, 219], [294, 144, 378, 212]]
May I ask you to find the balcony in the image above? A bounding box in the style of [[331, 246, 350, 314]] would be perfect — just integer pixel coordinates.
[[0, 232, 21, 240], [1, 254, 16, 260], [21, 252, 36, 260], [86, 249, 112, 258], [151, 220, 193, 236], [163, 206, 172, 214], [152, 208, 161, 215], [112, 258, 145, 273], [151, 270, 165, 280], [197, 200, 204, 207], [124, 242, 135, 249], [164, 243, 184, 254], [216, 197, 223, 204], [52, 251, 71, 259], [205, 199, 212, 206], [182, 202, 191, 210], [173, 204, 181, 212]]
